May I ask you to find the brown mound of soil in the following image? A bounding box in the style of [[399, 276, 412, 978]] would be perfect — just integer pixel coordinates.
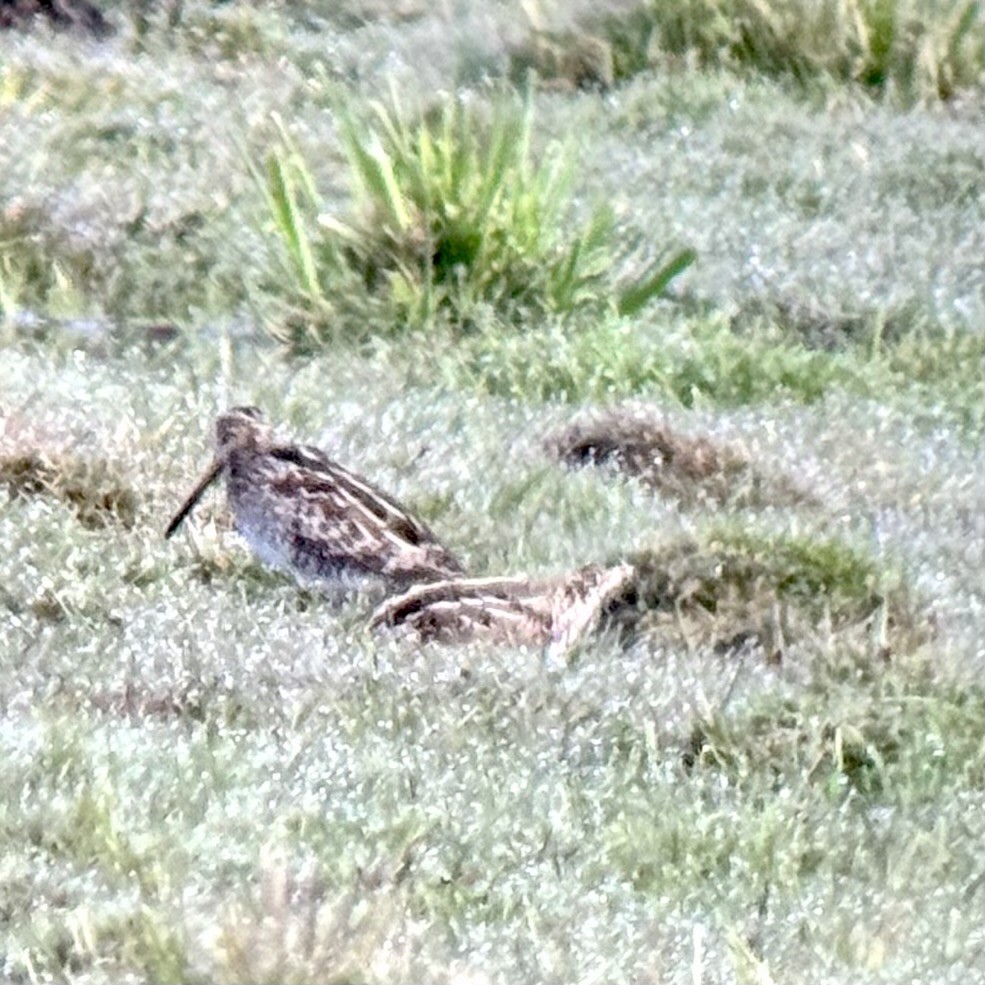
[[546, 409, 809, 508], [0, 0, 113, 37]]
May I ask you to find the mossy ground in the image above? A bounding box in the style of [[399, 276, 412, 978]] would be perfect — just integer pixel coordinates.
[[1, 3, 983, 982]]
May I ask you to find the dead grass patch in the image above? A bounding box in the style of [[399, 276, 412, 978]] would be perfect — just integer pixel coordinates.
[[88, 684, 200, 723], [509, 30, 616, 91], [545, 408, 809, 508], [0, 449, 138, 528]]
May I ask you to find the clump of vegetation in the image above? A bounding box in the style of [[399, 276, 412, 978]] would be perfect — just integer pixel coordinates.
[[545, 408, 809, 508], [523, 0, 984, 102], [0, 202, 90, 325], [212, 858, 433, 984], [703, 526, 886, 613], [430, 308, 980, 433], [621, 526, 916, 657], [260, 95, 694, 347], [876, 325, 985, 435], [0, 450, 138, 528], [509, 30, 617, 91]]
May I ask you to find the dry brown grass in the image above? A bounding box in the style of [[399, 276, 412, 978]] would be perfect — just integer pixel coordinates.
[[0, 449, 138, 528], [545, 407, 809, 509]]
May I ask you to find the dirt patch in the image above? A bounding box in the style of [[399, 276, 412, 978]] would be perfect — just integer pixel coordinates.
[[545, 409, 809, 508], [0, 450, 138, 528]]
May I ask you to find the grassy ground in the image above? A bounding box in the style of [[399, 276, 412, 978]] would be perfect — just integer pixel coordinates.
[[1, 2, 983, 982]]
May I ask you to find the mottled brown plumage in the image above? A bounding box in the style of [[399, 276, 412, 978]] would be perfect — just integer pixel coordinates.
[[165, 407, 463, 588], [370, 562, 635, 659]]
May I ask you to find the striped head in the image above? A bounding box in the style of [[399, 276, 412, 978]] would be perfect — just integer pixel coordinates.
[[215, 406, 272, 459], [164, 406, 271, 540]]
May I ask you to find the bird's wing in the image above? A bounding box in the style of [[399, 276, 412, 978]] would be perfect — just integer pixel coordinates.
[[267, 443, 463, 577], [269, 444, 442, 542]]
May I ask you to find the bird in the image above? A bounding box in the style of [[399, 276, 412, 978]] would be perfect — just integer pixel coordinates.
[[369, 562, 635, 660], [164, 406, 464, 590]]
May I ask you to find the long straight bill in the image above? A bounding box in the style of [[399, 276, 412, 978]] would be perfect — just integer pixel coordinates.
[[163, 459, 224, 539]]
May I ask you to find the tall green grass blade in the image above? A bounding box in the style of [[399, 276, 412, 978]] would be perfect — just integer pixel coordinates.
[[617, 248, 697, 316], [264, 150, 321, 302], [944, 2, 983, 94], [340, 113, 413, 233], [269, 113, 320, 204], [362, 139, 413, 232]]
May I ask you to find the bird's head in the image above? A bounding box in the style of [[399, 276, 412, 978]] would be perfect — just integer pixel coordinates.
[[215, 405, 271, 457], [164, 406, 272, 540]]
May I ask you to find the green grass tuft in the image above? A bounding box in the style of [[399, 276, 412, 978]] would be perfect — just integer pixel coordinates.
[[704, 526, 885, 612], [429, 307, 982, 434], [623, 524, 913, 659], [259, 92, 693, 346]]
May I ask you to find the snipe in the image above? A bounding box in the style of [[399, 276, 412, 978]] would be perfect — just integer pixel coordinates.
[[370, 562, 635, 659], [165, 406, 463, 589]]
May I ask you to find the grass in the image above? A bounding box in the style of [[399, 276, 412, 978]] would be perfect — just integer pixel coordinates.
[[428, 307, 983, 433], [260, 92, 694, 345], [433, 312, 853, 404], [618, 520, 920, 664], [517, 0, 985, 102], [1, 336, 981, 983], [0, 2, 983, 982]]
